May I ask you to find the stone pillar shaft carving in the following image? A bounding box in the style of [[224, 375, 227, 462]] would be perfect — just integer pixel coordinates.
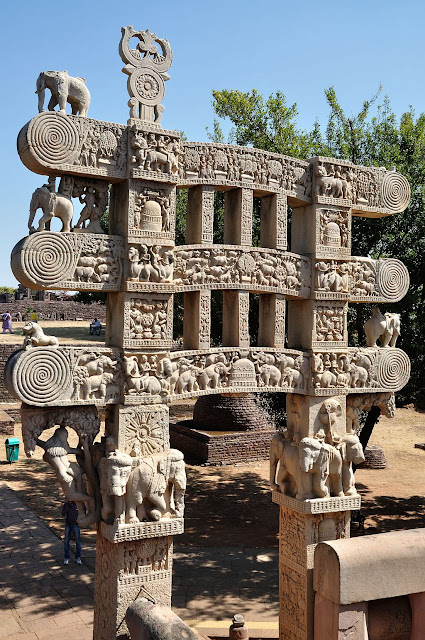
[[258, 294, 286, 348], [183, 289, 211, 350], [224, 188, 253, 246], [222, 290, 250, 347], [186, 185, 215, 244]]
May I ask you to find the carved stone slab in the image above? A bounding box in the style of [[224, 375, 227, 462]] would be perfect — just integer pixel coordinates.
[[313, 257, 410, 302], [180, 142, 313, 203], [5, 347, 123, 407], [310, 347, 410, 395], [272, 491, 361, 514], [107, 404, 170, 456], [173, 246, 311, 297], [99, 517, 184, 543], [312, 157, 411, 216], [18, 113, 128, 180], [11, 232, 124, 291], [122, 347, 309, 403]]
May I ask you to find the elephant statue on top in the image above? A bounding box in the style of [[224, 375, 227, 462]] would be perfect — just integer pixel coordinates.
[[298, 436, 344, 499], [364, 306, 401, 348], [125, 449, 186, 523], [36, 70, 91, 117]]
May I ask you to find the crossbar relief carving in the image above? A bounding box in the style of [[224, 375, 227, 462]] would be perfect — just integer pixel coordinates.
[[5, 25, 411, 640]]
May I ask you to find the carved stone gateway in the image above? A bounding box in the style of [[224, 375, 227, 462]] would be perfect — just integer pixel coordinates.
[[5, 26, 411, 640]]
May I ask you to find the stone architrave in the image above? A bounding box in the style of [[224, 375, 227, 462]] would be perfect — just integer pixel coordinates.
[[5, 26, 412, 640]]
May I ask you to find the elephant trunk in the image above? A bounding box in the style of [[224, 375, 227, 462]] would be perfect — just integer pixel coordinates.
[[299, 448, 311, 473], [36, 74, 45, 112]]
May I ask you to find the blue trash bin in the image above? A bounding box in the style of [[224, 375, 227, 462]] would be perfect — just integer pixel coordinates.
[[5, 437, 19, 463]]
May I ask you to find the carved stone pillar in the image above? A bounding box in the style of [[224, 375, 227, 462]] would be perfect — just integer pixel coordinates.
[[224, 188, 253, 246], [186, 185, 215, 244], [258, 293, 285, 348], [94, 403, 185, 640], [260, 192, 287, 250], [222, 290, 250, 347], [274, 496, 352, 640], [183, 289, 211, 350]]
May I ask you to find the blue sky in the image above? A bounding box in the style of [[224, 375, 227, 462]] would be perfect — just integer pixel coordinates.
[[0, 0, 423, 285]]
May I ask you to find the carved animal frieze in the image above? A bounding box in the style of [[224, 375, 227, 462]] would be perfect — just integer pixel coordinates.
[[11, 232, 124, 291], [314, 257, 409, 302], [310, 347, 410, 395], [173, 246, 310, 296], [5, 346, 123, 407], [122, 348, 308, 402], [180, 142, 312, 200], [313, 157, 410, 215]]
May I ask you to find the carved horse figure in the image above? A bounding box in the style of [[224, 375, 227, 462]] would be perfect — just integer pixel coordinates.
[[28, 185, 74, 233]]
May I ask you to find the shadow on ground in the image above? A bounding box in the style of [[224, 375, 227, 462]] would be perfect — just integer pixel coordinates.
[[356, 481, 425, 534]]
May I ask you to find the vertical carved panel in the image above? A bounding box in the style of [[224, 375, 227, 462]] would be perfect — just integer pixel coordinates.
[[202, 186, 215, 244], [183, 289, 211, 350], [241, 188, 253, 246]]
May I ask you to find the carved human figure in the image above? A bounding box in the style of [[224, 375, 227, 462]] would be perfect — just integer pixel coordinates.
[[74, 187, 97, 230], [298, 434, 344, 499], [125, 449, 186, 523], [98, 437, 133, 523], [22, 321, 59, 347], [28, 184, 74, 233], [36, 427, 96, 525], [36, 70, 91, 116], [364, 306, 401, 347]]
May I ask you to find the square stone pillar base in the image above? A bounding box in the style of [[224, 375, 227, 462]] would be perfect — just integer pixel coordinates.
[[273, 492, 358, 640], [93, 520, 183, 639]]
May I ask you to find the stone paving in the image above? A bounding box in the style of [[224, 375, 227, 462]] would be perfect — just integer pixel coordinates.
[[0, 481, 278, 638]]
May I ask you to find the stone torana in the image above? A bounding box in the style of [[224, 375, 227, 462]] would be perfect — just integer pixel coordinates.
[[5, 25, 411, 640]]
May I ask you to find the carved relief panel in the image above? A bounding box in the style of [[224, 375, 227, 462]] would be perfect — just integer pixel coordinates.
[[130, 124, 181, 182], [315, 207, 351, 258], [312, 302, 347, 348], [123, 293, 173, 348], [109, 404, 170, 456], [128, 180, 176, 241]]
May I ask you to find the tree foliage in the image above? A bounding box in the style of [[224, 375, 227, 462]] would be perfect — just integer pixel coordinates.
[[209, 86, 425, 407]]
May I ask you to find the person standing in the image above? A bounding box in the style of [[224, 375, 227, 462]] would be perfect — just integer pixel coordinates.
[[62, 500, 82, 565], [2, 312, 13, 334]]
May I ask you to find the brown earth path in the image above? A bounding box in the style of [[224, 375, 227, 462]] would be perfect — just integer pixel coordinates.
[[0, 406, 424, 637]]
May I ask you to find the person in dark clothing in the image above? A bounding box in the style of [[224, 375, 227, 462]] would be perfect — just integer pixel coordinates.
[[62, 500, 82, 565]]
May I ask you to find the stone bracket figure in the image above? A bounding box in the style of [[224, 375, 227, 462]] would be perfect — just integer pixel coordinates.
[[364, 306, 401, 347], [36, 426, 100, 527], [28, 182, 74, 233]]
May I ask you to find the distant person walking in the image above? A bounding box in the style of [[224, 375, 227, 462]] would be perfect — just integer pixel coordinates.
[[62, 500, 82, 565], [30, 311, 38, 322], [2, 312, 13, 334]]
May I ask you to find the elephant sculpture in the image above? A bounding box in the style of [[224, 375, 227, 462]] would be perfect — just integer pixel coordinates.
[[29, 185, 74, 233], [338, 434, 365, 496], [364, 306, 401, 348], [269, 431, 304, 499], [298, 436, 344, 499], [36, 70, 91, 116], [125, 449, 186, 523]]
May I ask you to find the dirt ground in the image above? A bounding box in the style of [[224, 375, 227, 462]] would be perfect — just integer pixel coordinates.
[[1, 406, 424, 546], [0, 320, 105, 345]]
